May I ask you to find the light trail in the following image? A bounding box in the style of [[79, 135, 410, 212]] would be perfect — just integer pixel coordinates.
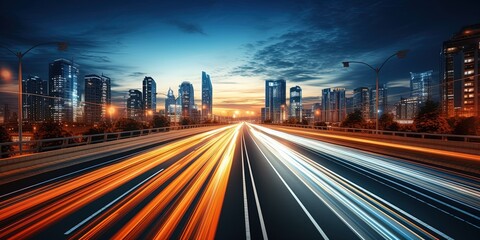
[[247, 123, 457, 239], [270, 125, 480, 162], [251, 124, 480, 216], [68, 123, 241, 239], [0, 125, 237, 239]]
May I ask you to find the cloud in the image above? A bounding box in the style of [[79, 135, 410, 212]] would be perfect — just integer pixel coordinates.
[[128, 72, 148, 77], [168, 20, 206, 35]]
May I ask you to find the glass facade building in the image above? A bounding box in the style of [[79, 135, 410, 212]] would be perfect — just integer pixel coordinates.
[[369, 84, 388, 119], [179, 81, 195, 118], [48, 59, 79, 123], [321, 88, 346, 123], [202, 71, 213, 120], [353, 87, 370, 120], [127, 89, 143, 121], [289, 86, 302, 122], [143, 76, 157, 115], [22, 75, 47, 122], [442, 24, 480, 117], [84, 74, 111, 124], [264, 79, 286, 123]]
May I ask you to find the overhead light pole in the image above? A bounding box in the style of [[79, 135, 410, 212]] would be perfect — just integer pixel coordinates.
[[0, 42, 68, 155], [342, 50, 408, 134]]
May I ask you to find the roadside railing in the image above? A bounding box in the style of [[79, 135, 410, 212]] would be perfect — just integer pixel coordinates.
[[0, 124, 219, 158], [274, 124, 480, 143]]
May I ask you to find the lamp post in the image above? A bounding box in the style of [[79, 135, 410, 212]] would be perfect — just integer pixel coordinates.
[[342, 50, 408, 133], [0, 42, 67, 155]]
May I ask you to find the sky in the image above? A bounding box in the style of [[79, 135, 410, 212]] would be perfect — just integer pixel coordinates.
[[1, 0, 479, 117]]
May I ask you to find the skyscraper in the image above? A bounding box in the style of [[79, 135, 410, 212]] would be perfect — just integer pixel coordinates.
[[289, 86, 302, 122], [23, 75, 47, 122], [165, 87, 176, 115], [201, 71, 213, 120], [127, 89, 143, 121], [353, 87, 370, 120], [143, 76, 157, 115], [410, 70, 432, 104], [179, 81, 194, 118], [370, 84, 387, 119], [312, 102, 322, 122], [264, 79, 286, 123], [321, 88, 346, 123], [84, 74, 111, 124], [442, 24, 480, 117], [48, 59, 79, 123]]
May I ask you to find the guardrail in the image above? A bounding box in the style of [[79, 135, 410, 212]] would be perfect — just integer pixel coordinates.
[[274, 124, 480, 143], [0, 124, 218, 158]]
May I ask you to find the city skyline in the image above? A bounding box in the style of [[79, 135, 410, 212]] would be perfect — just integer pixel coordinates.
[[1, 1, 480, 116]]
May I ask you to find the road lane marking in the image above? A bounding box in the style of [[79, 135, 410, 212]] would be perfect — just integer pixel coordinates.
[[64, 168, 164, 235], [241, 134, 252, 240], [243, 134, 268, 240], [247, 129, 329, 240]]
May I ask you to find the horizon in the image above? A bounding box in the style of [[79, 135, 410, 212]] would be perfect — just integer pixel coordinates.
[[1, 0, 479, 117]]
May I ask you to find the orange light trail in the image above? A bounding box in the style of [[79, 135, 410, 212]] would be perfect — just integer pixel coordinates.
[[0, 125, 238, 239], [270, 126, 480, 162]]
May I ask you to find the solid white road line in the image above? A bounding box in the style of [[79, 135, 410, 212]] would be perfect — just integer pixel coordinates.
[[241, 134, 252, 240], [248, 130, 329, 240], [243, 134, 269, 240], [64, 168, 164, 235]]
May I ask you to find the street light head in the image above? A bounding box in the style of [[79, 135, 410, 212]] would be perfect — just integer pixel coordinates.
[[57, 42, 68, 51], [342, 62, 350, 67], [396, 49, 409, 59]]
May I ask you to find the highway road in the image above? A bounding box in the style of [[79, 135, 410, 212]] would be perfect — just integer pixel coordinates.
[[0, 123, 479, 239]]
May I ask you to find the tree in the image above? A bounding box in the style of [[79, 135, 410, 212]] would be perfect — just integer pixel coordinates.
[[452, 117, 480, 135], [115, 118, 142, 131], [0, 125, 14, 158], [341, 109, 365, 128], [413, 100, 451, 134], [378, 113, 399, 131], [151, 115, 170, 128], [33, 121, 73, 150], [181, 117, 193, 126]]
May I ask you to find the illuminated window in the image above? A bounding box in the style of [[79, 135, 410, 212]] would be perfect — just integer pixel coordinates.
[[465, 82, 473, 86], [464, 58, 474, 63], [465, 70, 474, 75], [465, 88, 474, 93]]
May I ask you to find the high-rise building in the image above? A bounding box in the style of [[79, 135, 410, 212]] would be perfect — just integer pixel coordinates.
[[370, 84, 388, 119], [395, 97, 418, 120], [84, 74, 111, 124], [22, 75, 47, 122], [201, 71, 213, 120], [289, 86, 302, 122], [127, 89, 143, 121], [353, 87, 370, 120], [264, 79, 286, 123], [442, 24, 480, 117], [410, 70, 432, 104], [179, 81, 195, 118], [312, 102, 322, 122], [0, 104, 10, 124], [165, 87, 176, 115], [48, 59, 79, 123], [321, 88, 346, 123], [143, 76, 157, 115]]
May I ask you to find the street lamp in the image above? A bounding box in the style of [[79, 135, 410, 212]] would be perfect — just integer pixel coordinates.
[[0, 42, 68, 154], [342, 50, 408, 133]]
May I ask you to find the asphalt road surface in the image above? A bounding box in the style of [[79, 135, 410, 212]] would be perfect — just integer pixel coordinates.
[[1, 123, 479, 239]]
